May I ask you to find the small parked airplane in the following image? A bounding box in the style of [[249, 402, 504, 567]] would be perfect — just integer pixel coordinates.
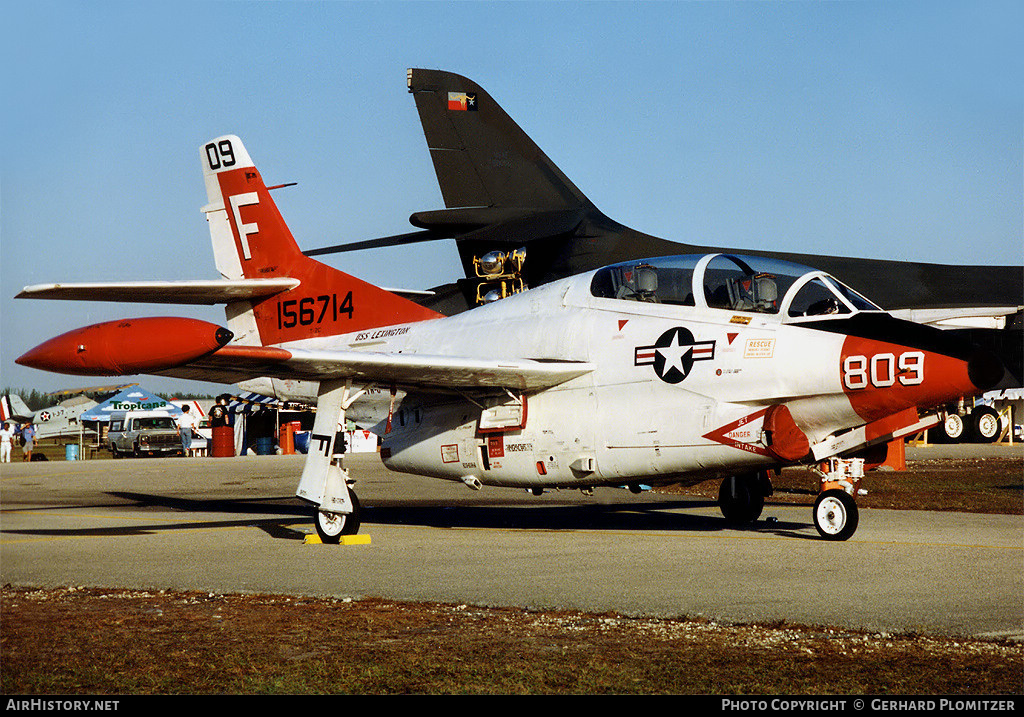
[[16, 136, 1002, 542], [1, 392, 98, 439]]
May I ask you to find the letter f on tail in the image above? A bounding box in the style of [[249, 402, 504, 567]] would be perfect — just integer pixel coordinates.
[[200, 135, 440, 346]]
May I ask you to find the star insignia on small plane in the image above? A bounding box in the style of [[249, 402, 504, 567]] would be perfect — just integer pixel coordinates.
[[635, 327, 716, 384]]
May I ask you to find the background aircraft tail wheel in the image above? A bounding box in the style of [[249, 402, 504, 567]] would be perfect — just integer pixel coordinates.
[[813, 489, 858, 541], [718, 474, 764, 524], [971, 406, 1001, 443], [314, 491, 362, 544]]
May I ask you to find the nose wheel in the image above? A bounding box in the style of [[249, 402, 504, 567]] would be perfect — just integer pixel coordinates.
[[813, 489, 858, 541]]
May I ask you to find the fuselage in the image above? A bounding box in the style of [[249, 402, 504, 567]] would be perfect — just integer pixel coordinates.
[[252, 253, 992, 490]]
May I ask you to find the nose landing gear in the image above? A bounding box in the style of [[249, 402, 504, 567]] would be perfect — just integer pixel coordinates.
[[811, 457, 863, 541], [718, 461, 863, 541]]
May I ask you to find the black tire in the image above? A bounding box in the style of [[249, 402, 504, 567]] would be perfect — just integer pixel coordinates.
[[936, 413, 966, 443], [971, 406, 1001, 443], [718, 474, 764, 524], [314, 491, 361, 544], [813, 489, 859, 541]]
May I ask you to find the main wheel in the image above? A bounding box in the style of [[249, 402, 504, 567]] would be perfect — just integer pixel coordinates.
[[937, 413, 965, 443], [718, 474, 764, 524], [971, 406, 1001, 443], [813, 489, 858, 541], [314, 491, 361, 544]]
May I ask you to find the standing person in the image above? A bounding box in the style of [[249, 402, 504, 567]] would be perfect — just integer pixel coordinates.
[[177, 404, 197, 456], [209, 395, 229, 428], [21, 422, 36, 462], [0, 422, 15, 463]]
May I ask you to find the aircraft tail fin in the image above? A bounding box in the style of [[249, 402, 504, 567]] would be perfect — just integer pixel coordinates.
[[200, 136, 441, 345], [1, 394, 32, 423], [407, 68, 590, 212]]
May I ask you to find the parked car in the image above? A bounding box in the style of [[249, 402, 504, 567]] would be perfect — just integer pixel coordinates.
[[108, 410, 182, 457]]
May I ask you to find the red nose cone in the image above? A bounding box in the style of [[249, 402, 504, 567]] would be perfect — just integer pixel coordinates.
[[16, 317, 233, 376], [840, 334, 998, 423]]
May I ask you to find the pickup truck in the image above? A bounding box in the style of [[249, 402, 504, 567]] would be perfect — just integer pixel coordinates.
[[108, 410, 182, 457]]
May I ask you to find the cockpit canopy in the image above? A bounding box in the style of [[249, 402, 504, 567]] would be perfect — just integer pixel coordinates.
[[590, 254, 881, 319]]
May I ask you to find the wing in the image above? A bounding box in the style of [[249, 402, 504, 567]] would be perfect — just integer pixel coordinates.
[[17, 316, 592, 391], [154, 344, 594, 392], [16, 279, 300, 305]]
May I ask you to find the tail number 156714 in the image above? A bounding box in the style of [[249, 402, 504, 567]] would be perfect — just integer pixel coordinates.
[[277, 292, 353, 329]]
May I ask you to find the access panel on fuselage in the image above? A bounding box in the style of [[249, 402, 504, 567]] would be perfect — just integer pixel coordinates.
[[379, 385, 601, 489]]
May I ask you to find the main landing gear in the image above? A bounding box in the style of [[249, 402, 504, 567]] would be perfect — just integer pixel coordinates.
[[315, 485, 362, 544], [296, 379, 368, 544], [718, 471, 772, 525], [309, 457, 363, 544]]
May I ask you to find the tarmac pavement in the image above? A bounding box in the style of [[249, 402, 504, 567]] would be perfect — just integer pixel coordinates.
[[1, 448, 1021, 640]]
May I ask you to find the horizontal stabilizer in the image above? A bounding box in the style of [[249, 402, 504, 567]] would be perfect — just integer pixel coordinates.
[[16, 279, 300, 305], [304, 230, 446, 257], [303, 208, 584, 259]]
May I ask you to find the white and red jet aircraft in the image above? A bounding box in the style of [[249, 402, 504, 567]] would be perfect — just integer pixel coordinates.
[[16, 136, 1002, 542]]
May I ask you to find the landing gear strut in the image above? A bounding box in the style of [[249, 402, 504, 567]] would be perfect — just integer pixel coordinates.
[[296, 378, 369, 544]]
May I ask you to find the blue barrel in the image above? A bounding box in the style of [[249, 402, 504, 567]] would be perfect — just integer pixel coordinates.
[[294, 431, 310, 454], [65, 444, 80, 461], [255, 436, 275, 455]]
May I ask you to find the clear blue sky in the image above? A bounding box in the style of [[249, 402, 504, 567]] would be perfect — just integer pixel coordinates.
[[2, 0, 1021, 396]]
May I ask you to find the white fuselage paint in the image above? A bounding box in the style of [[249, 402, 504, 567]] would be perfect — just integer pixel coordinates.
[[251, 269, 858, 490]]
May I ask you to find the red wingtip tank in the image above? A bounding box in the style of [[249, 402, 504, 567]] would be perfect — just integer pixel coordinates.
[[16, 317, 232, 376]]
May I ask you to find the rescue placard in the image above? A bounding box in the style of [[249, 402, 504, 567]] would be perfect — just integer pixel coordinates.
[[744, 338, 775, 359]]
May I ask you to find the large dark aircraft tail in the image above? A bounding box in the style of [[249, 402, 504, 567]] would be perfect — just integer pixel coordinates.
[[400, 68, 641, 307], [407, 68, 589, 213]]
